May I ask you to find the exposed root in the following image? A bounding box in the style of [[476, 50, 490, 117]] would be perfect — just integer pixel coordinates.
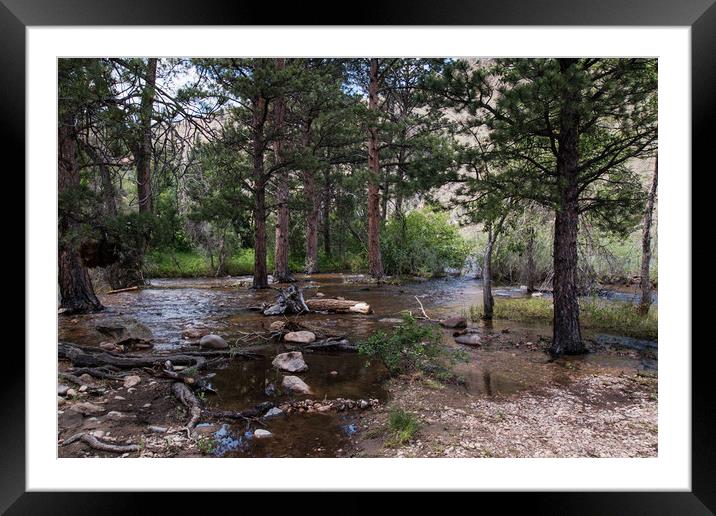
[[63, 432, 140, 453], [172, 382, 202, 430]]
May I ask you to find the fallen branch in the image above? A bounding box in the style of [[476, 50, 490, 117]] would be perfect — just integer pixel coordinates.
[[172, 382, 202, 430], [63, 432, 140, 453], [414, 296, 434, 321], [106, 286, 140, 295]]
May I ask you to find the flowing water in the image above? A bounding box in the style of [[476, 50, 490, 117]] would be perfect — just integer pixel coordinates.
[[58, 273, 657, 457]]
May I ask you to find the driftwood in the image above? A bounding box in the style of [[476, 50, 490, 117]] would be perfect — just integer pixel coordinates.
[[63, 432, 140, 453], [106, 286, 140, 295], [263, 285, 310, 315], [305, 298, 371, 314], [414, 296, 434, 321], [172, 382, 202, 429]]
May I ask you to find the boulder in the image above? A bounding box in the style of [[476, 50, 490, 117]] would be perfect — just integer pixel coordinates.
[[58, 384, 70, 396], [440, 316, 467, 329], [96, 320, 153, 347], [282, 375, 313, 395], [455, 334, 481, 346], [123, 375, 141, 389], [199, 334, 229, 349], [272, 351, 308, 373], [254, 429, 273, 439], [283, 331, 316, 344]]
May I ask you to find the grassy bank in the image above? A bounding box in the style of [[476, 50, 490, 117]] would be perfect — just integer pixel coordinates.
[[469, 297, 657, 341], [144, 250, 259, 278]]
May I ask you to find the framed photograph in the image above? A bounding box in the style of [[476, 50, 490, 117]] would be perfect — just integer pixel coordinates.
[[5, 0, 712, 512]]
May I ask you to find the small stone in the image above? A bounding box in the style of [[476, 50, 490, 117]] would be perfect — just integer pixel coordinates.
[[142, 403, 152, 408], [78, 373, 95, 385], [282, 375, 313, 395], [254, 429, 273, 439], [272, 351, 308, 373], [283, 331, 316, 344], [57, 396, 66, 406], [455, 334, 481, 346], [148, 425, 167, 433], [79, 385, 88, 393], [440, 316, 467, 329], [360, 400, 369, 409], [106, 411, 128, 420], [329, 370, 338, 376], [58, 384, 70, 396], [194, 423, 218, 435], [66, 388, 77, 397], [315, 292, 325, 297], [99, 341, 117, 351], [91, 430, 105, 438], [199, 334, 229, 349], [123, 375, 141, 389], [269, 320, 286, 331], [263, 407, 284, 419], [69, 402, 105, 416], [113, 396, 126, 400]]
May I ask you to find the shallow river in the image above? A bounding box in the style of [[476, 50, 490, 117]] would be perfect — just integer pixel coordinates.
[[58, 273, 657, 457]]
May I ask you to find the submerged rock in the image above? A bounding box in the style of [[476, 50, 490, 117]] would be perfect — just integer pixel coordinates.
[[199, 334, 229, 349], [96, 320, 153, 347], [269, 320, 286, 332], [440, 316, 467, 329], [283, 331, 316, 344], [282, 375, 313, 395], [263, 407, 284, 419], [272, 351, 308, 373], [455, 334, 481, 346]]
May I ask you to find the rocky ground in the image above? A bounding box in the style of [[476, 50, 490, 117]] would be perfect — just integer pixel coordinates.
[[352, 368, 657, 458]]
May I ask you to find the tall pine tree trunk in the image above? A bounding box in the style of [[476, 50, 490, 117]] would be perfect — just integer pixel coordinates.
[[272, 58, 293, 282], [322, 168, 331, 259], [58, 115, 103, 313], [482, 224, 495, 320], [252, 94, 269, 289], [367, 58, 384, 278], [302, 125, 320, 275], [638, 157, 658, 316], [525, 226, 536, 293], [550, 58, 584, 356], [136, 58, 157, 213]]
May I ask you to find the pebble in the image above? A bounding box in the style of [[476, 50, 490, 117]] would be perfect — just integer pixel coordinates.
[[58, 384, 70, 396], [148, 425, 168, 433], [254, 429, 273, 439], [79, 385, 88, 392], [123, 375, 141, 389], [66, 388, 77, 397]]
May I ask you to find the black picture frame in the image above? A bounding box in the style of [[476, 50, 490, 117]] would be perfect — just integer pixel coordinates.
[[4, 0, 712, 512]]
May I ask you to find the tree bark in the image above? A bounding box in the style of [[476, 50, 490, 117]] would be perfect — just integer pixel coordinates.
[[58, 114, 103, 314], [273, 58, 293, 283], [550, 58, 584, 356], [525, 227, 536, 293], [303, 125, 320, 274], [638, 157, 658, 316], [322, 168, 331, 259], [367, 58, 384, 278], [252, 94, 270, 289], [482, 224, 495, 320], [136, 58, 157, 214]]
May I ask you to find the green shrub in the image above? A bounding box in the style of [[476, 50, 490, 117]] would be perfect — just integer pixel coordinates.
[[386, 408, 419, 446], [358, 313, 442, 375], [381, 209, 471, 277]]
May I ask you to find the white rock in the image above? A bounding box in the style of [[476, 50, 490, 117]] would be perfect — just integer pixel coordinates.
[[254, 429, 273, 439], [282, 375, 313, 395], [123, 375, 141, 389], [58, 384, 70, 396], [272, 351, 308, 373], [263, 407, 284, 418], [283, 331, 316, 344]]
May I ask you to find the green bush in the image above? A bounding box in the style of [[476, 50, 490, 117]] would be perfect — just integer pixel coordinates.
[[386, 408, 419, 446], [358, 313, 442, 375], [381, 209, 471, 277]]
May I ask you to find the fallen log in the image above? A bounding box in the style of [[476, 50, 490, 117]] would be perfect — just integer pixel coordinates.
[[63, 432, 140, 453], [106, 286, 140, 295], [263, 285, 310, 316], [59, 342, 208, 371], [305, 298, 372, 314]]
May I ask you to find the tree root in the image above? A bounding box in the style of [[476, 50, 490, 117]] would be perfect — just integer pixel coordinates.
[[63, 432, 140, 453], [172, 382, 202, 430]]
